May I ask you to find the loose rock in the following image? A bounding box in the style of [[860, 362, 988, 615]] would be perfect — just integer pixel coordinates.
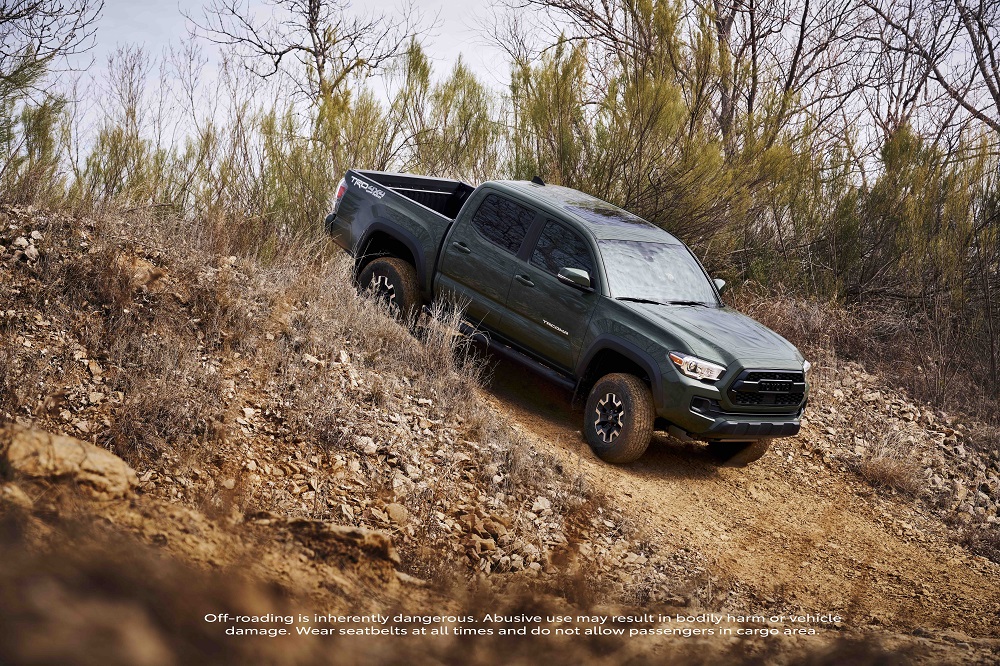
[[1, 424, 138, 499]]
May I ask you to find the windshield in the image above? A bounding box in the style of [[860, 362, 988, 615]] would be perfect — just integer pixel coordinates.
[[598, 240, 719, 305]]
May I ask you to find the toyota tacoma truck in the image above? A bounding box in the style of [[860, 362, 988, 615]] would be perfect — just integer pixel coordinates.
[[325, 170, 810, 465]]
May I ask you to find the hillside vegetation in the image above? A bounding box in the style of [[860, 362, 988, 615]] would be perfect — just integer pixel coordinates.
[[2, 201, 999, 663], [2, 0, 1000, 663], [3, 0, 1000, 419]]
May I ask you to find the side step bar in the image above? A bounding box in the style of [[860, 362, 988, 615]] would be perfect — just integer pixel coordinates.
[[426, 311, 577, 392], [459, 322, 577, 392]]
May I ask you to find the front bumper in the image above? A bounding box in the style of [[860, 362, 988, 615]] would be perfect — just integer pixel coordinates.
[[672, 395, 803, 441]]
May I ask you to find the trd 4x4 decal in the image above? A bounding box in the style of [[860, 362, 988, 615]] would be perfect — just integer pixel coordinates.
[[350, 176, 386, 200]]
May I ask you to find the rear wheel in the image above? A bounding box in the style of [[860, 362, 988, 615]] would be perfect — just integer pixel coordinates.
[[357, 257, 421, 321], [707, 439, 771, 466], [583, 373, 654, 464]]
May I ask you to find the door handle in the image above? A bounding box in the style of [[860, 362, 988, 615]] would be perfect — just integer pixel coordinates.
[[515, 274, 534, 287], [451, 241, 471, 254]]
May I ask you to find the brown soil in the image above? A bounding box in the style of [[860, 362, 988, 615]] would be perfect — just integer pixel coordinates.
[[4, 206, 999, 664], [482, 351, 1000, 660]]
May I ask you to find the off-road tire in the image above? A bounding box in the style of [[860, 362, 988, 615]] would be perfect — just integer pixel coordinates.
[[357, 257, 421, 322], [584, 373, 654, 464], [707, 439, 771, 466]]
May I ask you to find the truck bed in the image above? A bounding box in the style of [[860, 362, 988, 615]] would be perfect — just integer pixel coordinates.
[[357, 170, 475, 220]]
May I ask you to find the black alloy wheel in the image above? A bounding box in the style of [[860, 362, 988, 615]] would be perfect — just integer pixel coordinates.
[[583, 373, 654, 464]]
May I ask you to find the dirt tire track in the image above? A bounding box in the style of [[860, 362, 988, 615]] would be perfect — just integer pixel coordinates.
[[482, 353, 1000, 643]]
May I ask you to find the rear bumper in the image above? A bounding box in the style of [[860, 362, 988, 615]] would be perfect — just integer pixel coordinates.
[[325, 213, 352, 252]]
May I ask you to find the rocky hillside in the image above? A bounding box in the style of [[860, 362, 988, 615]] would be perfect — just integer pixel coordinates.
[[2, 204, 998, 664], [0, 204, 664, 590]]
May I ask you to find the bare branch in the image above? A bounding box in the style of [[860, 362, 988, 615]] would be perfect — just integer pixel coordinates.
[[0, 0, 104, 91], [865, 0, 1000, 134], [186, 0, 429, 104]]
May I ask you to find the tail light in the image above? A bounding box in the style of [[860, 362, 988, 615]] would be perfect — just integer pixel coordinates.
[[332, 177, 347, 213]]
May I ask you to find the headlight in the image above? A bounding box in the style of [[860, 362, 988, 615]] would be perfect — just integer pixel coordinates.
[[669, 352, 726, 382], [803, 359, 811, 374]]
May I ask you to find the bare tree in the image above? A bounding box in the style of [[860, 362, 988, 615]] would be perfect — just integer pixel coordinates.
[[187, 0, 427, 103], [0, 0, 103, 86], [866, 0, 1000, 135], [860, 10, 934, 139]]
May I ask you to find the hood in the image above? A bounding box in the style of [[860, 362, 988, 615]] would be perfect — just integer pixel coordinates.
[[622, 302, 802, 367]]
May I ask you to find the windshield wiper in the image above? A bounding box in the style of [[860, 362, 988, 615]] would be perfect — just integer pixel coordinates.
[[616, 297, 667, 306], [616, 297, 710, 307]]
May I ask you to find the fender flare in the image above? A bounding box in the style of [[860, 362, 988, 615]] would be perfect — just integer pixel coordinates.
[[576, 335, 665, 409], [355, 219, 427, 290]]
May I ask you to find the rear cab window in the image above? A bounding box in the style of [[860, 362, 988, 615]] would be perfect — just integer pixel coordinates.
[[470, 193, 536, 255]]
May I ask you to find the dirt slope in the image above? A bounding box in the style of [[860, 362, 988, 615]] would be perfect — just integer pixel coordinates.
[[3, 205, 999, 664], [484, 352, 1000, 657]]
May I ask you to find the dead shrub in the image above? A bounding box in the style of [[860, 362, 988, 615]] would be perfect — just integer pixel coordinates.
[[287, 377, 354, 454], [851, 426, 923, 496], [103, 384, 182, 463], [959, 523, 1000, 564], [730, 283, 1000, 422], [99, 331, 224, 465], [363, 373, 391, 408], [394, 485, 464, 587], [0, 340, 22, 417], [964, 422, 1000, 457], [56, 245, 137, 313], [188, 270, 254, 352]]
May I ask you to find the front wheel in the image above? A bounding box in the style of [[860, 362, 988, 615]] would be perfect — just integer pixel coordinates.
[[583, 373, 654, 464], [706, 439, 771, 466], [357, 257, 421, 321]]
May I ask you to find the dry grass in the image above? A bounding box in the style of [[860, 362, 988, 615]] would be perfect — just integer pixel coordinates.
[[850, 426, 924, 496], [730, 283, 1000, 423], [960, 523, 1000, 563], [0, 204, 624, 608], [39, 240, 233, 463]]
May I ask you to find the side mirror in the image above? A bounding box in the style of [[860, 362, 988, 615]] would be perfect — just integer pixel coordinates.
[[713, 278, 726, 293], [558, 267, 593, 291]]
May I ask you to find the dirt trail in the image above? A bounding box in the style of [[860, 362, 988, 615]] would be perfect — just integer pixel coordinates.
[[482, 353, 1000, 644]]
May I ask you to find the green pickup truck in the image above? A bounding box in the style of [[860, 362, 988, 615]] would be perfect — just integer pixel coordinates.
[[325, 170, 809, 465]]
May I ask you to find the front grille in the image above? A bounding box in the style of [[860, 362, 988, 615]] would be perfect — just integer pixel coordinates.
[[728, 369, 805, 408], [746, 371, 800, 382], [774, 393, 805, 406], [731, 391, 763, 406]]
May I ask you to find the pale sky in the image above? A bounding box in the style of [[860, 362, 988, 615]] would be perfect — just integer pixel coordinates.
[[86, 0, 509, 88]]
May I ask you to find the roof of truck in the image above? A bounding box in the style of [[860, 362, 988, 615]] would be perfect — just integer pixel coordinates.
[[502, 181, 681, 243]]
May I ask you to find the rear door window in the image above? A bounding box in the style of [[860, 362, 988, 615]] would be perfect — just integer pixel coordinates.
[[530, 220, 596, 279], [471, 193, 535, 255]]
